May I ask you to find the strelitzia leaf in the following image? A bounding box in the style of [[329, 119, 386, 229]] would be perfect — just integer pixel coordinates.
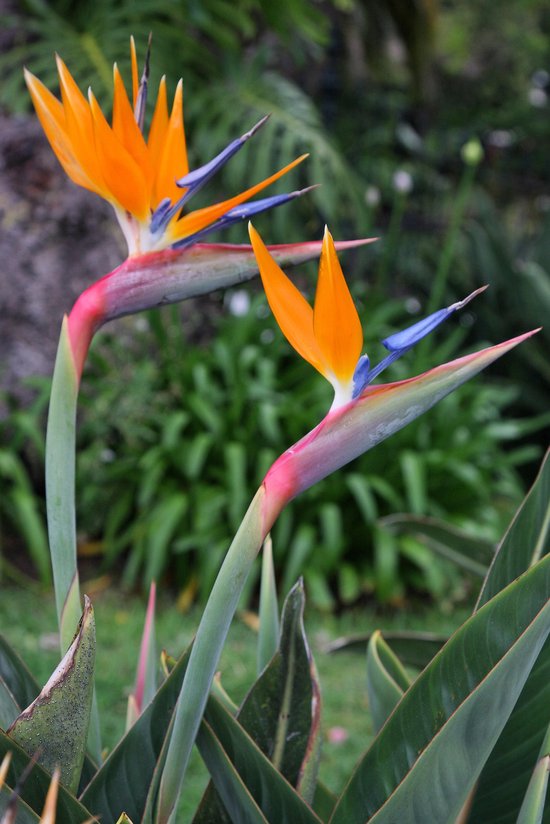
[[200, 695, 323, 824], [0, 637, 40, 711], [466, 450, 550, 824], [0, 680, 22, 731], [366, 631, 412, 734], [0, 731, 93, 822], [80, 644, 192, 822], [7, 598, 95, 794], [195, 580, 321, 822], [516, 724, 550, 824], [195, 722, 269, 824], [330, 553, 550, 824], [477, 447, 550, 608]]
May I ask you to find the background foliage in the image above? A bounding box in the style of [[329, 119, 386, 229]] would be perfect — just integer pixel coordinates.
[[1, 0, 548, 605]]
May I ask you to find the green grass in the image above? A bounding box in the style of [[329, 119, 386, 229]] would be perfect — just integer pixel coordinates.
[[0, 584, 470, 819]]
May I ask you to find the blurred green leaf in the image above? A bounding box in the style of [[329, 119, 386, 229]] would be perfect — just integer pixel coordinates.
[[324, 631, 446, 670], [380, 513, 494, 576]]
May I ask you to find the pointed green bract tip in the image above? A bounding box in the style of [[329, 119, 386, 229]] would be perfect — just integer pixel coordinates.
[[7, 598, 95, 793]]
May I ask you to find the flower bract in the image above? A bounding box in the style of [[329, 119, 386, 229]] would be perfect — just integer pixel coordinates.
[[249, 223, 487, 409], [25, 38, 307, 256]]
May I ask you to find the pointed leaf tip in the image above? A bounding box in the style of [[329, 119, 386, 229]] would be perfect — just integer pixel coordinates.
[[7, 599, 95, 792]]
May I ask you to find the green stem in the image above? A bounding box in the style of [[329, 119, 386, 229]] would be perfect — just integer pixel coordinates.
[[257, 535, 280, 675], [46, 318, 79, 649], [45, 318, 102, 762], [156, 486, 268, 824]]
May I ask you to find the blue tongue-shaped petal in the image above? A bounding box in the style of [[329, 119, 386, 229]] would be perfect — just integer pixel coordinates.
[[352, 286, 488, 398], [171, 186, 316, 250], [176, 115, 269, 194], [383, 286, 487, 352], [150, 115, 269, 235]]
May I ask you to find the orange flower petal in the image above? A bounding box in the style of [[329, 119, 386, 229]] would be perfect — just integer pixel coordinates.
[[89, 90, 149, 218], [249, 224, 326, 375], [170, 154, 307, 244], [112, 64, 153, 190], [153, 79, 189, 208], [130, 36, 138, 108], [24, 69, 101, 194], [55, 56, 106, 194], [314, 227, 363, 382]]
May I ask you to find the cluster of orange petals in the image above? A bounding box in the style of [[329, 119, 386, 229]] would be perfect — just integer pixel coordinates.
[[24, 39, 304, 249], [249, 224, 363, 391]]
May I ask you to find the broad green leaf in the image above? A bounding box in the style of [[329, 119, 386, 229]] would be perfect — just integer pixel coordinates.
[[366, 631, 412, 734], [0, 785, 41, 823], [239, 580, 321, 793], [194, 580, 321, 822], [200, 695, 323, 824], [0, 636, 41, 709], [516, 737, 550, 824], [257, 535, 280, 675], [477, 448, 549, 608], [468, 450, 550, 823], [0, 730, 94, 822], [156, 487, 267, 824], [80, 645, 191, 822], [7, 598, 95, 794], [325, 631, 446, 670], [330, 554, 550, 824], [312, 782, 337, 822], [0, 678, 22, 730], [195, 722, 269, 824], [467, 644, 550, 824], [380, 513, 494, 575]]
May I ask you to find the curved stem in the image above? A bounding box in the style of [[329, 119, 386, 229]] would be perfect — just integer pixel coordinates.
[[156, 485, 278, 824], [46, 314, 102, 762]]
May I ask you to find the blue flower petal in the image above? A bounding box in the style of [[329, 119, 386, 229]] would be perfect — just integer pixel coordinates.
[[151, 116, 269, 235], [171, 187, 313, 250], [176, 115, 269, 193], [351, 354, 371, 398], [382, 287, 487, 353]]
